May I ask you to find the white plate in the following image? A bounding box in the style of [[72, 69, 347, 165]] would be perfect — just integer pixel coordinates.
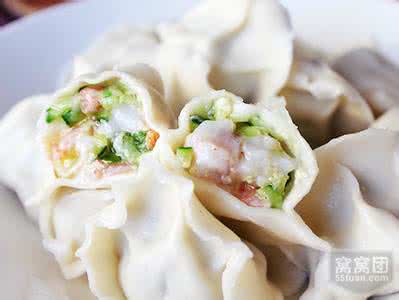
[[0, 0, 398, 116]]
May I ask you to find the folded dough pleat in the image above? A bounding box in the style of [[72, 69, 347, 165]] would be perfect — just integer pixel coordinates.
[[279, 58, 374, 148], [0, 185, 96, 300], [159, 0, 294, 102], [288, 129, 399, 299], [39, 186, 115, 279], [373, 107, 399, 131], [0, 95, 53, 220], [333, 49, 399, 116], [159, 90, 329, 251], [77, 156, 283, 300]]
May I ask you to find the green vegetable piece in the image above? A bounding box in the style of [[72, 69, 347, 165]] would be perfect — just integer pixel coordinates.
[[236, 125, 264, 137], [274, 175, 289, 194], [46, 108, 60, 123], [120, 131, 149, 164], [257, 185, 284, 209], [95, 109, 112, 122], [103, 88, 113, 98], [249, 115, 264, 127], [190, 115, 207, 131], [176, 147, 194, 169], [99, 83, 137, 111], [97, 145, 122, 163], [61, 108, 85, 127]]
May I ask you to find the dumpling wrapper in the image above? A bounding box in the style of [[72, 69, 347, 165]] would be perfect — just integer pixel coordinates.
[[159, 90, 329, 251], [372, 107, 399, 131], [285, 129, 399, 299], [0, 95, 53, 220], [0, 185, 96, 300], [279, 58, 374, 148], [39, 187, 115, 279], [333, 48, 399, 116], [159, 0, 294, 102], [76, 156, 283, 300]]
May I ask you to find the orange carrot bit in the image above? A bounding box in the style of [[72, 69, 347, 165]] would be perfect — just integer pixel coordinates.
[[146, 129, 160, 150]]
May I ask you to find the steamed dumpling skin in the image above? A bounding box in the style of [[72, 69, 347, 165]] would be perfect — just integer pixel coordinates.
[[333, 48, 399, 116], [289, 129, 399, 299], [0, 95, 53, 220], [0, 185, 96, 300], [162, 0, 294, 101], [279, 58, 374, 148], [77, 157, 283, 300], [372, 107, 399, 131]]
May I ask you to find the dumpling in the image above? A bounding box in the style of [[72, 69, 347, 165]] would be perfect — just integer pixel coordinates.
[[333, 48, 399, 116], [0, 95, 53, 220], [76, 156, 283, 300], [160, 0, 294, 101], [290, 128, 399, 299], [0, 185, 96, 300], [279, 58, 374, 148], [159, 89, 329, 250], [38, 67, 174, 185]]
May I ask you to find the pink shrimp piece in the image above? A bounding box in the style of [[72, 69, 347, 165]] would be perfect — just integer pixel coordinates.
[[232, 182, 264, 208], [185, 120, 241, 182], [79, 87, 103, 114]]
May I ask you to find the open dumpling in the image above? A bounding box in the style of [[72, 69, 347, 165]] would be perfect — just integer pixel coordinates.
[[76, 156, 283, 300], [38, 67, 174, 185], [333, 48, 399, 116], [279, 58, 374, 148], [160, 90, 329, 250]]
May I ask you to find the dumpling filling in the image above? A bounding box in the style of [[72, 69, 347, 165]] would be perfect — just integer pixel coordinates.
[[176, 97, 296, 209], [45, 80, 159, 179]]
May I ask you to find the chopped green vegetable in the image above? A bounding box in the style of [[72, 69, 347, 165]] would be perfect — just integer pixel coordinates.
[[189, 115, 208, 131], [118, 131, 149, 164], [257, 185, 284, 209], [103, 88, 113, 98], [249, 115, 264, 127], [93, 133, 110, 157], [97, 145, 122, 163], [46, 108, 60, 123], [100, 83, 137, 110], [61, 108, 85, 127], [273, 175, 289, 194], [95, 109, 112, 122], [236, 125, 265, 137], [176, 147, 194, 169]]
